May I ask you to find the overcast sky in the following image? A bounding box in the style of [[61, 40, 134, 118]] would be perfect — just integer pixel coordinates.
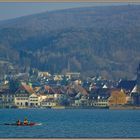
[[0, 2, 139, 21]]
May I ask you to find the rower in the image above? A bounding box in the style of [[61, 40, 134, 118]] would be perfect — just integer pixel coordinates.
[[16, 120, 21, 125], [23, 118, 28, 125]]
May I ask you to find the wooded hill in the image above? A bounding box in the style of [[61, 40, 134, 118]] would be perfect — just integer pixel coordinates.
[[0, 5, 140, 79]]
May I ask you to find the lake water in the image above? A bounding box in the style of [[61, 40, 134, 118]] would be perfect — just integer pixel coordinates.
[[0, 109, 140, 138]]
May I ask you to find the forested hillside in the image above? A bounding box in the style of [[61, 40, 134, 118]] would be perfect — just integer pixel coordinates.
[[0, 5, 140, 79]]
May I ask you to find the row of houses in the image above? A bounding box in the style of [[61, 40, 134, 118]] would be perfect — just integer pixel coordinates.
[[0, 82, 58, 108], [0, 77, 140, 109], [0, 64, 140, 109]]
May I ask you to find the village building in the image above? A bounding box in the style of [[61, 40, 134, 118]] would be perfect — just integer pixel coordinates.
[[41, 98, 57, 108], [53, 74, 64, 81], [28, 93, 41, 107], [74, 96, 89, 107], [65, 72, 80, 80], [84, 99, 109, 108], [73, 97, 109, 108], [117, 79, 136, 93], [0, 89, 15, 108], [126, 64, 140, 106], [38, 71, 51, 78], [131, 85, 140, 106], [108, 89, 127, 106], [92, 98, 109, 108], [14, 82, 36, 108]]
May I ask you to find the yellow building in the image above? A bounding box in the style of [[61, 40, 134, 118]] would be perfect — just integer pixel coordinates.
[[108, 89, 127, 106]]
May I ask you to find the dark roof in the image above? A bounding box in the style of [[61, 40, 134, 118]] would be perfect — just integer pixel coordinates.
[[117, 80, 136, 91], [32, 82, 41, 87], [90, 88, 110, 96]]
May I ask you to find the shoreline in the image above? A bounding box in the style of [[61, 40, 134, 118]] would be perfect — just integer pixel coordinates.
[[1, 105, 140, 110], [109, 106, 140, 110]]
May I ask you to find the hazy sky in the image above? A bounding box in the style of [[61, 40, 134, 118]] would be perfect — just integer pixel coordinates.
[[0, 2, 139, 21]]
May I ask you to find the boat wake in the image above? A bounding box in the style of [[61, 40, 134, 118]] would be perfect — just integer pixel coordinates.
[[35, 123, 42, 126]]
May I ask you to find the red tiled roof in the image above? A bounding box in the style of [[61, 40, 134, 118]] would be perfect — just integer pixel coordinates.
[[21, 83, 35, 94]]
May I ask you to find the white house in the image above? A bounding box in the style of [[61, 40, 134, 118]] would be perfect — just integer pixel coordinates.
[[28, 94, 41, 107], [41, 99, 57, 108], [14, 83, 35, 108]]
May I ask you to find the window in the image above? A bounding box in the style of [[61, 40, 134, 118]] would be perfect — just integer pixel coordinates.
[[25, 102, 28, 106]]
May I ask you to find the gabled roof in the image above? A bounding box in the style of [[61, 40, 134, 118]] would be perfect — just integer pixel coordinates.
[[29, 93, 39, 97], [21, 83, 35, 94], [74, 84, 88, 96], [15, 83, 35, 94], [103, 84, 108, 89], [38, 85, 60, 95], [117, 80, 136, 91], [34, 87, 41, 92], [131, 85, 138, 93]]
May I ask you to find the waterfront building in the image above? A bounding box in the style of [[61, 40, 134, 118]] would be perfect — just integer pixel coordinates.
[[1, 93, 15, 108], [0, 89, 15, 108], [131, 85, 140, 106], [117, 80, 136, 93], [93, 99, 109, 108], [89, 87, 110, 101], [73, 97, 109, 108], [74, 98, 89, 107], [125, 95, 132, 105], [108, 89, 127, 106], [130, 64, 140, 106], [28, 93, 41, 107], [41, 98, 57, 108], [14, 82, 35, 108], [54, 93, 65, 100]]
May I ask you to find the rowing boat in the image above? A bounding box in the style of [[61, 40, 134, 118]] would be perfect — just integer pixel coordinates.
[[4, 122, 36, 126]]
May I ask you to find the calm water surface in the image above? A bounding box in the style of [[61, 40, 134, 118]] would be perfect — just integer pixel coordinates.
[[0, 109, 140, 138]]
